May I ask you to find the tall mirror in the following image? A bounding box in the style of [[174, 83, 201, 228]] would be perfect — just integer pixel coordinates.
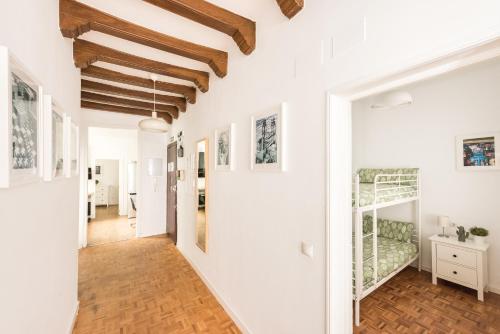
[[196, 138, 208, 252]]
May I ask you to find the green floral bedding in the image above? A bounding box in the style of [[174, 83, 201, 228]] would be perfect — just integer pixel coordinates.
[[353, 216, 417, 292], [363, 215, 414, 243], [354, 236, 418, 289], [357, 168, 419, 183], [353, 168, 419, 207], [353, 183, 418, 207]]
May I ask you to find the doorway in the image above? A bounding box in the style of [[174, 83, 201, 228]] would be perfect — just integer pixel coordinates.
[[88, 159, 136, 246], [167, 142, 177, 244], [326, 37, 500, 333], [83, 127, 139, 248]]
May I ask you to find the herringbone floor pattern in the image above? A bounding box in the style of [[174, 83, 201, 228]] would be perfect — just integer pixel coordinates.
[[74, 235, 240, 334], [354, 267, 500, 334]]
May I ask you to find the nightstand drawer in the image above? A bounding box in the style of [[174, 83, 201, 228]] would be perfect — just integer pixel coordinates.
[[437, 260, 477, 287], [436, 244, 476, 268]]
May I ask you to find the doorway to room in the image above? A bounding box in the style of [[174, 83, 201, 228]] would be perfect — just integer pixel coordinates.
[[326, 37, 500, 334], [87, 159, 135, 246], [85, 127, 139, 247]]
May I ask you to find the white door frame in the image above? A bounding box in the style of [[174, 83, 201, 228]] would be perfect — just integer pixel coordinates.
[[326, 36, 500, 334]]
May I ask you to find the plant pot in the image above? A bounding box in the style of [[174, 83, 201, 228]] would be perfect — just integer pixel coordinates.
[[473, 235, 487, 245]]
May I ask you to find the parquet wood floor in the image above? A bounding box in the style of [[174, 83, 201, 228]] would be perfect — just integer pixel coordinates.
[[74, 235, 240, 334], [87, 206, 136, 247], [354, 267, 500, 334]]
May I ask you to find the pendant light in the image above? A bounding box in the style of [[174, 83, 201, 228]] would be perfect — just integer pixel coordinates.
[[138, 74, 169, 133]]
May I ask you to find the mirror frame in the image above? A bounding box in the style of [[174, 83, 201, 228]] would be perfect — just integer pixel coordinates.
[[195, 138, 209, 252]]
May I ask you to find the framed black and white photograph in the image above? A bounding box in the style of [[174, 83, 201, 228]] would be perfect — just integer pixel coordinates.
[[0, 46, 43, 188], [214, 123, 235, 171], [43, 96, 66, 181], [456, 132, 499, 171], [250, 103, 286, 171]]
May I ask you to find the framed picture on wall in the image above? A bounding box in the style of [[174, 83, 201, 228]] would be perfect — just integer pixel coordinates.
[[456, 132, 499, 171], [0, 46, 44, 188], [214, 123, 235, 171], [250, 103, 287, 171], [43, 95, 66, 181]]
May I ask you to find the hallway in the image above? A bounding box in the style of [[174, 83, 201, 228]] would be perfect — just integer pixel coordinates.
[[87, 206, 136, 247], [74, 236, 240, 334]]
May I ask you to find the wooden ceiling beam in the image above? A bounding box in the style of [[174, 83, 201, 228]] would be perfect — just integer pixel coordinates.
[[74, 39, 210, 92], [60, 0, 228, 77], [82, 100, 173, 124], [143, 0, 256, 55], [277, 0, 304, 19], [82, 65, 196, 104], [81, 91, 179, 119], [81, 79, 186, 112]]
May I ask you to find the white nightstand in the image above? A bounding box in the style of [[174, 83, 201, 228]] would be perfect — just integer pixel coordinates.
[[430, 235, 489, 301]]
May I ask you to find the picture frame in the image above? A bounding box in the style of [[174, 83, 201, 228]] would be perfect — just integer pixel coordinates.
[[456, 132, 499, 171], [0, 46, 44, 188], [43, 95, 66, 181], [250, 103, 287, 172], [214, 123, 235, 171]]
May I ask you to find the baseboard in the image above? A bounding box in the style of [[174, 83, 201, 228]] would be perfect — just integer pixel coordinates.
[[488, 285, 500, 294], [68, 301, 79, 334], [179, 249, 253, 334]]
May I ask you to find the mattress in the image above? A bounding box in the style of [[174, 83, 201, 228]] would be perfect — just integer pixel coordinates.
[[353, 236, 418, 290], [353, 183, 418, 207]]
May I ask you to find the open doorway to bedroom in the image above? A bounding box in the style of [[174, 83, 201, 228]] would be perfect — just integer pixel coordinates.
[[86, 127, 138, 247], [326, 38, 500, 334]]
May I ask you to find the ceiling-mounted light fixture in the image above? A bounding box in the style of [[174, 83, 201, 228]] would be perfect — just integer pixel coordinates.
[[370, 91, 413, 111], [138, 74, 169, 133]]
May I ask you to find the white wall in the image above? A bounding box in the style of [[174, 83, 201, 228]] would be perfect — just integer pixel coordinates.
[[162, 2, 500, 334], [136, 131, 168, 238], [19, 0, 496, 332], [352, 58, 500, 291], [0, 1, 80, 333]]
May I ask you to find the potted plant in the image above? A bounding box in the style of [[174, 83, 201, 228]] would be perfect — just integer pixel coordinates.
[[469, 227, 489, 245]]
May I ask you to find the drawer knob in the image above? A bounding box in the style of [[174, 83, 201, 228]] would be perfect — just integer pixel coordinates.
[[453, 254, 457, 258], [453, 271, 458, 275]]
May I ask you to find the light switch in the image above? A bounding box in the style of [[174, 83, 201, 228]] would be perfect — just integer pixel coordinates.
[[301, 242, 314, 259]]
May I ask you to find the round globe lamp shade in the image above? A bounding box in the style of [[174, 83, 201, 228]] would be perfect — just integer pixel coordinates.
[[138, 117, 169, 133]]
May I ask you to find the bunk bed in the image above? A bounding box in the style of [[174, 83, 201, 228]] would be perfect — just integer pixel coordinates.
[[352, 168, 421, 326]]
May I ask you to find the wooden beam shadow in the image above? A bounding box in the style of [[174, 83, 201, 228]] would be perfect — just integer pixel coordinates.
[[143, 0, 256, 55], [81, 91, 179, 119], [81, 100, 173, 124], [82, 65, 196, 104], [60, 0, 228, 77], [74, 39, 210, 92], [81, 79, 186, 112]]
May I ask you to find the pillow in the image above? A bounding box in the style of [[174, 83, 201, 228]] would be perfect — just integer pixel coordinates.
[[362, 215, 414, 243], [357, 168, 419, 184]]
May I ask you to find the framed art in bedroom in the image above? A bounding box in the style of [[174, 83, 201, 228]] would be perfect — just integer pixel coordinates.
[[0, 46, 44, 188], [250, 103, 287, 172], [456, 132, 499, 171], [214, 123, 235, 171], [43, 95, 66, 181]]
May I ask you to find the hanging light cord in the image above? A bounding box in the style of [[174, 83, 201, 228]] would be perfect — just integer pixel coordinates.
[[153, 79, 156, 116]]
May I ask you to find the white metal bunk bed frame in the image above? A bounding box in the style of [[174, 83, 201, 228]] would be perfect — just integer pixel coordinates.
[[353, 171, 422, 326]]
